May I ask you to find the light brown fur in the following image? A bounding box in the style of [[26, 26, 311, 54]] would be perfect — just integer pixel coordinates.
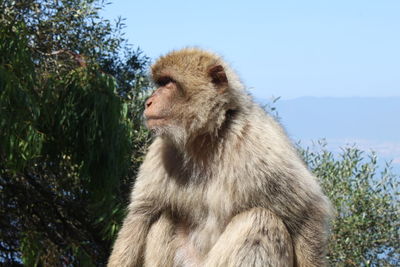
[[108, 48, 332, 267]]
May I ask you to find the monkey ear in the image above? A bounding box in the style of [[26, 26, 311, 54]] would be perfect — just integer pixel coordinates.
[[208, 65, 228, 88]]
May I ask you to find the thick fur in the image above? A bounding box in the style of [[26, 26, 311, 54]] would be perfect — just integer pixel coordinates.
[[108, 48, 332, 267]]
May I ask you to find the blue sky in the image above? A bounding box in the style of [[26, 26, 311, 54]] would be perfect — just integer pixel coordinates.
[[102, 1, 400, 171], [102, 0, 400, 99]]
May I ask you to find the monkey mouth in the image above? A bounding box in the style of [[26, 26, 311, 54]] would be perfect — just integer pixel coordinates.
[[145, 116, 167, 121]]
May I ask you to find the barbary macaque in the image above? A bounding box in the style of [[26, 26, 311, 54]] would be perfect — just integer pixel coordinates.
[[108, 48, 332, 267]]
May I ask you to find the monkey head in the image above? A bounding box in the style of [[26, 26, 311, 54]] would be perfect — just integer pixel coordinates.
[[145, 48, 244, 146]]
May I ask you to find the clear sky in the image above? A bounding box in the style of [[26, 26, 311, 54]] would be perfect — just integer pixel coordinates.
[[102, 0, 400, 99]]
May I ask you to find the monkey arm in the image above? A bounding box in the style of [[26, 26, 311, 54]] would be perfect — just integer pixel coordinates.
[[203, 208, 294, 267], [108, 140, 168, 267], [108, 181, 162, 267], [107, 207, 154, 267], [144, 212, 178, 266], [107, 190, 162, 267]]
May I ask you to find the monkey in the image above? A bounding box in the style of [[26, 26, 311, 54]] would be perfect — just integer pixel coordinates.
[[108, 48, 332, 267]]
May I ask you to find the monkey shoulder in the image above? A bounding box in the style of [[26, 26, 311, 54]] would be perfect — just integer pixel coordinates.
[[226, 105, 298, 168], [220, 106, 326, 206]]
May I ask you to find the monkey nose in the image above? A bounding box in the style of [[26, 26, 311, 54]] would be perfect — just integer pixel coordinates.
[[145, 99, 152, 108]]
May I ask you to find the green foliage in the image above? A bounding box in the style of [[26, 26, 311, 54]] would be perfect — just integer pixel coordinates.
[[301, 141, 399, 266], [0, 0, 150, 265], [0, 22, 43, 170]]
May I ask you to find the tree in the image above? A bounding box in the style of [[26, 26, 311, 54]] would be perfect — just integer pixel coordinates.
[[0, 0, 150, 265], [302, 141, 399, 266]]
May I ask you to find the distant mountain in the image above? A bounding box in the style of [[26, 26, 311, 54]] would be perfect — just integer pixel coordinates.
[[257, 96, 400, 172], [272, 97, 400, 142]]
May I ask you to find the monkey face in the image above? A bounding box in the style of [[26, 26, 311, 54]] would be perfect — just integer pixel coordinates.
[[146, 48, 232, 142], [144, 76, 182, 130]]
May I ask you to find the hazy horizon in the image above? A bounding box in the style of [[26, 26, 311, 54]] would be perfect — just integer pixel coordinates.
[[261, 96, 400, 172]]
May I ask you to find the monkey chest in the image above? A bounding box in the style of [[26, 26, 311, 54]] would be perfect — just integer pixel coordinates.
[[173, 214, 222, 266]]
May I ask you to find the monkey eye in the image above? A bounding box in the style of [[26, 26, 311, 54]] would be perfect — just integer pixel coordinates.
[[156, 76, 174, 87]]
